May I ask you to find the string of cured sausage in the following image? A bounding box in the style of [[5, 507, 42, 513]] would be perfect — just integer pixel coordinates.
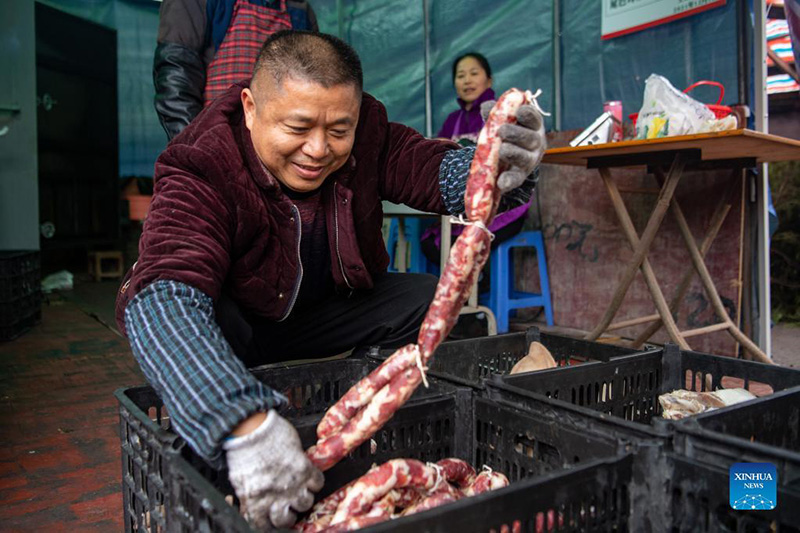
[[296, 459, 509, 532], [305, 88, 534, 471], [296, 87, 540, 531]]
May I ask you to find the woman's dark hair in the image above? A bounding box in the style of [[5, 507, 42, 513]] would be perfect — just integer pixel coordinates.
[[451, 52, 492, 84]]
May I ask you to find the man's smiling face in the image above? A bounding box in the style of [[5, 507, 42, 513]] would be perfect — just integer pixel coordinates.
[[242, 75, 361, 193]]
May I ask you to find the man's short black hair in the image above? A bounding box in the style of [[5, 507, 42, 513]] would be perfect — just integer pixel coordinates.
[[253, 30, 363, 94], [451, 52, 492, 85]]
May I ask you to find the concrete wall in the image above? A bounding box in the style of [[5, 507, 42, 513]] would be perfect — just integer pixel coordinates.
[[0, 0, 39, 251]]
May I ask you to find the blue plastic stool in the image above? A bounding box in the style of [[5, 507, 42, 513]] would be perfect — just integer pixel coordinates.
[[481, 230, 553, 333], [385, 217, 429, 273]]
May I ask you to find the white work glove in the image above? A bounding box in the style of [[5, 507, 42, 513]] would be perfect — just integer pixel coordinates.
[[480, 100, 547, 192], [224, 410, 324, 530]]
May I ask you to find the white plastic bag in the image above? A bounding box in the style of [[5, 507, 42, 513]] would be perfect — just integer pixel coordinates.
[[635, 74, 715, 139], [42, 270, 73, 293]]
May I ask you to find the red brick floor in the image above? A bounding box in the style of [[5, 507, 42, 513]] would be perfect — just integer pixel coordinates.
[[0, 297, 143, 531]]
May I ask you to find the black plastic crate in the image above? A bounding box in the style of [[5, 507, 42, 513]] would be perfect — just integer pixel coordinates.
[[0, 250, 39, 277], [491, 343, 800, 440], [116, 358, 461, 533], [487, 344, 800, 531], [0, 292, 42, 341], [0, 291, 42, 323], [366, 454, 632, 533], [0, 251, 41, 342], [674, 386, 800, 491], [169, 452, 633, 533], [118, 357, 459, 445], [0, 268, 40, 301], [118, 392, 178, 533], [669, 453, 800, 532], [165, 387, 628, 532], [373, 327, 648, 389]]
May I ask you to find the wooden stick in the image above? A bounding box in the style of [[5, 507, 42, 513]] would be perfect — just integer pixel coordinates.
[[657, 169, 772, 363], [735, 171, 746, 356], [681, 321, 732, 338], [607, 314, 660, 331], [631, 170, 737, 347], [586, 154, 689, 349], [767, 48, 800, 83], [616, 187, 661, 195]]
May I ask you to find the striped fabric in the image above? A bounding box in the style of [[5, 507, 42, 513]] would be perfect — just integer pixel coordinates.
[[203, 0, 291, 104], [767, 36, 797, 65], [124, 280, 286, 466], [767, 18, 789, 40], [767, 73, 800, 94]]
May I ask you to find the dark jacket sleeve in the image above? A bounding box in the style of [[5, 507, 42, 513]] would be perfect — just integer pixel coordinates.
[[381, 122, 460, 214], [306, 2, 319, 31], [153, 0, 208, 140], [366, 97, 460, 214], [287, 0, 318, 31], [127, 143, 235, 303]]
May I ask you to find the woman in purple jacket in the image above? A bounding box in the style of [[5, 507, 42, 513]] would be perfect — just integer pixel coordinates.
[[423, 52, 534, 286], [436, 52, 495, 146]]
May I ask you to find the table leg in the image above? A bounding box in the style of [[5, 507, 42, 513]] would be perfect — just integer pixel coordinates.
[[396, 218, 407, 273], [586, 154, 690, 349], [440, 215, 498, 335], [653, 168, 771, 364], [440, 215, 451, 269], [631, 170, 737, 348]]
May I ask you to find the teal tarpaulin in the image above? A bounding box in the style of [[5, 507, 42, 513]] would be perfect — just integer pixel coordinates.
[[43, 0, 742, 176], [316, 0, 738, 134]]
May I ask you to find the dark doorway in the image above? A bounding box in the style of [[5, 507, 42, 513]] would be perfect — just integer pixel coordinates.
[[36, 2, 119, 274]]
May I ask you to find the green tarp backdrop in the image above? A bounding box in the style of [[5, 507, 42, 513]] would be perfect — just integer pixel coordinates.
[[40, 0, 743, 177]]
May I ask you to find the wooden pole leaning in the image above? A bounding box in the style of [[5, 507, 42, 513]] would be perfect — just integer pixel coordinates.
[[652, 168, 772, 364], [585, 152, 689, 348], [630, 169, 738, 348]]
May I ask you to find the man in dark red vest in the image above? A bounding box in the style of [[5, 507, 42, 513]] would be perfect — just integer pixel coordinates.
[[119, 30, 545, 529]]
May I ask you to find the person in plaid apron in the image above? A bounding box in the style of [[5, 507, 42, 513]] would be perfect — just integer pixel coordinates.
[[153, 0, 317, 140]]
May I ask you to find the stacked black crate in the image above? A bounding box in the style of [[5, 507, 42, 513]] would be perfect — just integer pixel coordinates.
[[116, 356, 633, 532], [0, 251, 41, 341]]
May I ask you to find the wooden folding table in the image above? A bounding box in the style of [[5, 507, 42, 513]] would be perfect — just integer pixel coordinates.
[[542, 129, 800, 363]]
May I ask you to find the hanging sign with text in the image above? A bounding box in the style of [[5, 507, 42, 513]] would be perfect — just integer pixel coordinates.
[[601, 0, 727, 40]]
